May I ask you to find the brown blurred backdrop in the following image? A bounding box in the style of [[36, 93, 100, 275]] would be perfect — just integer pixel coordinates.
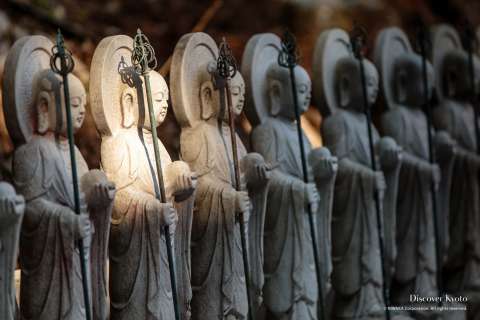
[[0, 0, 478, 174]]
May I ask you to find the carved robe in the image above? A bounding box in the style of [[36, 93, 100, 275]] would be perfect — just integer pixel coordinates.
[[181, 120, 248, 319], [220, 122, 269, 316], [102, 128, 194, 320], [14, 135, 91, 320], [322, 110, 386, 319], [433, 100, 480, 293], [382, 106, 438, 305], [251, 117, 318, 320], [0, 184, 23, 320]]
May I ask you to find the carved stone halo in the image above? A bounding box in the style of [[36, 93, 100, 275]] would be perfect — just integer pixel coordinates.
[[170, 32, 219, 128], [2, 36, 53, 146], [89, 35, 136, 137], [374, 27, 413, 110], [241, 33, 282, 126], [430, 24, 463, 101], [312, 28, 353, 117]]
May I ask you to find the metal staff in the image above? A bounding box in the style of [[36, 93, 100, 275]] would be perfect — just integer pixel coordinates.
[[131, 28, 180, 320], [416, 21, 444, 298], [350, 25, 391, 320], [277, 30, 326, 320], [50, 29, 92, 320], [214, 38, 254, 320], [463, 22, 480, 154]]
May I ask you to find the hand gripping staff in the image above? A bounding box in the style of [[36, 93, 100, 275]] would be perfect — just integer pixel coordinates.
[[416, 20, 444, 299], [277, 30, 327, 320], [350, 25, 391, 320], [214, 37, 255, 320], [131, 29, 180, 320], [50, 29, 92, 320]]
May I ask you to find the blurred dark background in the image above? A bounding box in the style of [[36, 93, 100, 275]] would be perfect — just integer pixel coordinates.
[[0, 0, 478, 171]]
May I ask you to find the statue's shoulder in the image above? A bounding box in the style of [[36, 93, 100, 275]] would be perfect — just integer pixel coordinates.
[[100, 131, 137, 182], [13, 136, 58, 199], [251, 118, 279, 142], [323, 111, 348, 134]]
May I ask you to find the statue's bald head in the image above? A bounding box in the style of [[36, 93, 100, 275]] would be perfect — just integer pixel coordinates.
[[393, 53, 433, 108], [334, 56, 378, 112], [33, 69, 86, 136], [266, 63, 311, 120], [441, 49, 478, 101]]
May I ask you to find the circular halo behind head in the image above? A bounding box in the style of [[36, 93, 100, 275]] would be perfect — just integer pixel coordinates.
[[89, 34, 135, 137], [374, 27, 413, 110], [2, 35, 53, 146], [312, 28, 353, 117], [430, 24, 463, 101], [241, 33, 282, 127], [170, 32, 218, 128]]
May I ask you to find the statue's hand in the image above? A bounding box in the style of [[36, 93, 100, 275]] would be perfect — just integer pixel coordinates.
[[380, 147, 402, 169], [86, 181, 116, 208], [312, 156, 338, 180], [374, 171, 386, 193], [235, 190, 251, 215], [147, 200, 178, 227], [434, 131, 456, 161], [174, 172, 195, 194], [304, 182, 320, 213], [429, 164, 441, 190], [241, 153, 271, 189], [0, 195, 24, 223], [309, 147, 337, 180], [75, 213, 92, 240]]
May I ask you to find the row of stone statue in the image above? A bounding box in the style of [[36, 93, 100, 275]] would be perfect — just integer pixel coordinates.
[[0, 22, 479, 320]]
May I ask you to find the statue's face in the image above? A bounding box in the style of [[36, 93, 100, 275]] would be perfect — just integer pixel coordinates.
[[394, 54, 432, 108], [268, 65, 311, 120], [36, 72, 86, 136], [443, 51, 474, 102], [147, 71, 169, 129], [364, 60, 379, 106], [230, 72, 245, 117], [222, 72, 245, 122]]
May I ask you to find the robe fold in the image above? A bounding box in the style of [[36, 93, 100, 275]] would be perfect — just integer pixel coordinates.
[[323, 110, 385, 319], [181, 120, 253, 319], [14, 136, 88, 320], [382, 106, 438, 306], [252, 117, 318, 320], [103, 129, 190, 320]]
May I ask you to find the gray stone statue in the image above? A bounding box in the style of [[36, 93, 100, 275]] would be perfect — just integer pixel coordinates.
[[89, 34, 196, 320], [242, 32, 337, 320], [3, 35, 114, 320], [314, 28, 403, 320], [171, 32, 269, 320], [374, 27, 451, 318], [0, 182, 24, 320], [431, 24, 480, 306]]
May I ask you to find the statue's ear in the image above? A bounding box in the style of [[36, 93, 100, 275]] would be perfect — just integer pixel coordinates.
[[36, 92, 50, 134], [339, 75, 351, 107], [200, 81, 215, 120], [269, 80, 282, 116], [396, 69, 408, 103], [121, 87, 136, 128]]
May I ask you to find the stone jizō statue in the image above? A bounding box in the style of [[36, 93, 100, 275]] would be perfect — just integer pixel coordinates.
[[3, 35, 115, 320], [89, 34, 196, 320], [314, 28, 403, 320], [431, 24, 480, 303], [0, 182, 24, 320], [242, 32, 337, 320], [374, 27, 451, 318], [171, 32, 270, 320]]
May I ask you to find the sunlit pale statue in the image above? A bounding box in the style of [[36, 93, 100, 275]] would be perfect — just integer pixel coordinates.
[[89, 35, 196, 320]]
